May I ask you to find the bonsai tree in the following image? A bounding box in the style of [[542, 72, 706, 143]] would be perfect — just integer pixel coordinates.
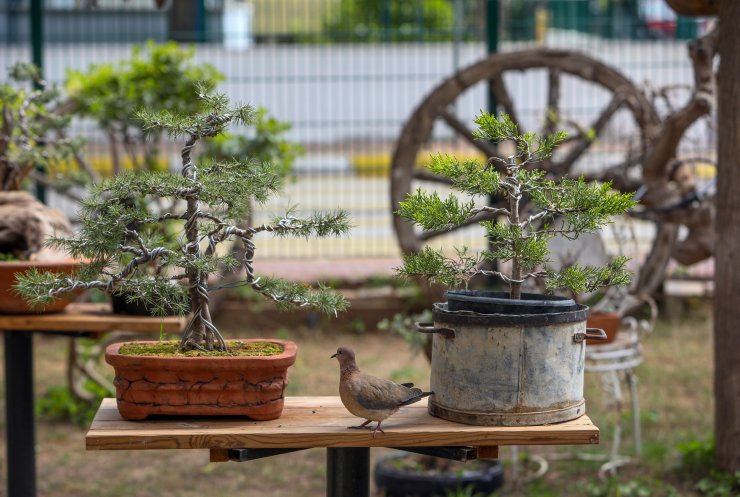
[[15, 87, 351, 352], [0, 63, 94, 259], [396, 112, 636, 300], [1, 63, 91, 192]]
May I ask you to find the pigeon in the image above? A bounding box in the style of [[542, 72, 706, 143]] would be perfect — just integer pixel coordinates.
[[331, 346, 432, 435]]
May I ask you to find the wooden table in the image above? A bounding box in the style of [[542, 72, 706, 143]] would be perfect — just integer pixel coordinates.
[[87, 396, 600, 497], [0, 303, 187, 497]]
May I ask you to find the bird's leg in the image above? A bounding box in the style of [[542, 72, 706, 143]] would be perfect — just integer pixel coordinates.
[[348, 419, 373, 430], [371, 421, 385, 437]]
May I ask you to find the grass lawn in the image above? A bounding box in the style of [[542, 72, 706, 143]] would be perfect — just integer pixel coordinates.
[[0, 298, 723, 497]]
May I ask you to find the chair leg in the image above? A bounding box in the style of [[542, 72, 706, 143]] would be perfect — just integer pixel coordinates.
[[627, 370, 642, 457]]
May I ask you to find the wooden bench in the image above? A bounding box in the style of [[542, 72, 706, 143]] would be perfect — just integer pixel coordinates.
[[87, 396, 600, 497]]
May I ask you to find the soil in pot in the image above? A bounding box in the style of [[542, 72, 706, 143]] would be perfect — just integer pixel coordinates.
[[105, 338, 297, 420], [374, 453, 504, 497], [0, 259, 80, 313]]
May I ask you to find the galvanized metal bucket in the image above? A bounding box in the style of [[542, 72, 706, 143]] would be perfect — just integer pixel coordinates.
[[416, 301, 606, 426]]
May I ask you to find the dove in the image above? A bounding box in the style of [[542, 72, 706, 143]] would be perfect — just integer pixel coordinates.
[[331, 346, 432, 435]]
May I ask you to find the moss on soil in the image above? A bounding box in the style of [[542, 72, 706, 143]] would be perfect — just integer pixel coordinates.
[[119, 341, 284, 357]]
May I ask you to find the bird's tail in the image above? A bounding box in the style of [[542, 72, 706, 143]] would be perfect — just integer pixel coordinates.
[[399, 389, 433, 406]]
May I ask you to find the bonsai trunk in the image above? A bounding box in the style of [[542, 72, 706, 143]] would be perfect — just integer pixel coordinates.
[[180, 135, 212, 350], [508, 182, 522, 300]]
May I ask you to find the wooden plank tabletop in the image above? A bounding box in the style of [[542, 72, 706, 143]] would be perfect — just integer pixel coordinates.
[[87, 397, 599, 451], [0, 303, 187, 333]]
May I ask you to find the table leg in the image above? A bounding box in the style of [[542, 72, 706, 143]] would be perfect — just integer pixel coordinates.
[[4, 332, 37, 497], [627, 371, 642, 457], [326, 447, 370, 497]]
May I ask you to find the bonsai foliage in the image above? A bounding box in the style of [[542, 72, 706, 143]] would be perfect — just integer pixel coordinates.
[[397, 112, 636, 300], [0, 63, 88, 191], [15, 88, 351, 351], [198, 107, 304, 181]]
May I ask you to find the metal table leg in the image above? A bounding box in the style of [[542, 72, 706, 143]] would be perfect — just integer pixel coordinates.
[[4, 332, 37, 497], [627, 371, 642, 457], [326, 447, 370, 497]]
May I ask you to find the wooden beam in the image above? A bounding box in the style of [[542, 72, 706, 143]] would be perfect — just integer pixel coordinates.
[[209, 449, 230, 463], [0, 303, 187, 334], [476, 446, 499, 460]]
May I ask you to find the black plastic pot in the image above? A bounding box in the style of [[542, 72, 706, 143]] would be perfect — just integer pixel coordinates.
[[374, 454, 504, 497], [445, 290, 577, 315]]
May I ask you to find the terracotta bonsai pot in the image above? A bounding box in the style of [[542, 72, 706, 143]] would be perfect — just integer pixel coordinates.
[[105, 339, 298, 421], [586, 311, 621, 345], [0, 259, 80, 314]]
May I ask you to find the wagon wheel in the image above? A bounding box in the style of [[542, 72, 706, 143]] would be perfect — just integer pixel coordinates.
[[390, 48, 662, 254]]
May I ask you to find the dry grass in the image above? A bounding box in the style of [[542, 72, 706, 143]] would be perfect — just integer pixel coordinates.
[[0, 299, 717, 497]]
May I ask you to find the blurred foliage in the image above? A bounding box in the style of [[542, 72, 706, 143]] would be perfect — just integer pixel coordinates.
[[323, 0, 455, 42], [678, 437, 740, 497], [378, 309, 432, 359], [0, 63, 85, 191], [199, 107, 304, 181], [585, 477, 680, 497], [36, 383, 107, 428], [678, 437, 716, 476], [65, 41, 223, 172]]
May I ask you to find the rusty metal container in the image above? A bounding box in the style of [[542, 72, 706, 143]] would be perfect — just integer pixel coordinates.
[[417, 298, 606, 426]]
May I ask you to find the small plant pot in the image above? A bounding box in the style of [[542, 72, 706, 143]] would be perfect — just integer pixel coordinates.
[[445, 290, 577, 315], [0, 259, 80, 314], [374, 453, 504, 497], [586, 311, 621, 345], [105, 339, 297, 420]]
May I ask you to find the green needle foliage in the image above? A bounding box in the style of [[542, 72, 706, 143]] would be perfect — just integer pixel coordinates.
[[0, 63, 86, 192], [397, 112, 636, 300], [15, 88, 351, 352]]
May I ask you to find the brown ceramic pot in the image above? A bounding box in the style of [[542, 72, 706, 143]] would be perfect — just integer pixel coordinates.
[[0, 259, 80, 314], [105, 339, 298, 421], [586, 311, 621, 345]]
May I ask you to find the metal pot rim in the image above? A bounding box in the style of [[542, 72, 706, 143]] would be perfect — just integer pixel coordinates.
[[445, 290, 576, 308], [432, 302, 590, 326]]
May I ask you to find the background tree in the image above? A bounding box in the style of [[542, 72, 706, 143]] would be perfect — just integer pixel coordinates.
[[324, 0, 454, 42], [65, 41, 222, 174], [714, 0, 739, 473]]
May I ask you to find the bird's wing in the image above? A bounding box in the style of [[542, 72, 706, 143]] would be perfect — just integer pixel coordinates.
[[354, 374, 419, 410]]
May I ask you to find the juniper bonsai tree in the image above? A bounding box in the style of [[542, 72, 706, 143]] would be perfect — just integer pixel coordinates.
[[1, 62, 91, 192], [15, 87, 351, 351], [396, 112, 636, 300]]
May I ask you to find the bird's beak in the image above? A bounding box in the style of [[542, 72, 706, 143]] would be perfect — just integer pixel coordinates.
[[330, 353, 337, 359]]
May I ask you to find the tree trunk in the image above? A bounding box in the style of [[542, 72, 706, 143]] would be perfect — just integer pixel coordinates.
[[714, 1, 740, 472]]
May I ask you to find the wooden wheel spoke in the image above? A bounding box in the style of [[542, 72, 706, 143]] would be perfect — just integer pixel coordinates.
[[489, 74, 521, 129], [552, 94, 625, 175], [419, 211, 496, 241], [542, 69, 561, 138], [391, 48, 660, 255], [438, 108, 497, 158]]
